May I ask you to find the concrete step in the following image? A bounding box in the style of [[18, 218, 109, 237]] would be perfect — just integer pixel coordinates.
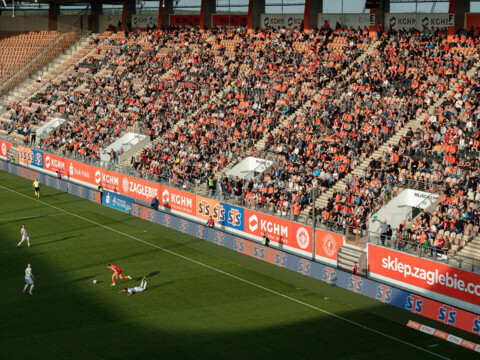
[[459, 246, 480, 256]]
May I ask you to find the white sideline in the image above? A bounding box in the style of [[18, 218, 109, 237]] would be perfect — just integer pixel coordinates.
[[0, 184, 451, 360]]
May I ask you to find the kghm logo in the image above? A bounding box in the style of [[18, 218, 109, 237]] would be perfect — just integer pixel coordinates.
[[438, 305, 457, 325], [422, 16, 429, 29], [296, 227, 310, 249], [1, 143, 6, 155], [249, 214, 258, 232], [389, 16, 396, 28], [287, 17, 293, 27], [405, 295, 423, 314], [162, 189, 169, 205], [95, 170, 101, 184], [45, 156, 50, 168], [322, 234, 337, 257], [264, 17, 269, 26], [122, 178, 129, 193], [375, 285, 392, 303]]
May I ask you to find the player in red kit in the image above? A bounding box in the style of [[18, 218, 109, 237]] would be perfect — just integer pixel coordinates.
[[108, 264, 131, 286]]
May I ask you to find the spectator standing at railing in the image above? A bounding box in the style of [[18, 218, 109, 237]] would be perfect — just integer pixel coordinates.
[[151, 196, 159, 211], [352, 262, 359, 275], [377, 219, 388, 246], [262, 232, 270, 247], [98, 183, 104, 202], [292, 202, 300, 222], [206, 216, 214, 228]]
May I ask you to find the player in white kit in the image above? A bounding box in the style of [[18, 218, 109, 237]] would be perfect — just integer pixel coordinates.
[[118, 277, 148, 296], [17, 224, 30, 248], [23, 264, 34, 295]]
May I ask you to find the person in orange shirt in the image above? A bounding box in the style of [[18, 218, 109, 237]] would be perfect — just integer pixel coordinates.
[[107, 264, 131, 286], [292, 202, 300, 222]]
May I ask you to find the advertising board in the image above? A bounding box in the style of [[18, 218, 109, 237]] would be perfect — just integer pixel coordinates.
[[212, 15, 248, 27], [385, 13, 454, 30], [3, 158, 480, 336], [244, 209, 312, 255], [368, 244, 480, 312], [0, 140, 11, 160], [169, 15, 200, 26], [317, 13, 375, 29], [131, 14, 158, 28], [315, 229, 344, 265], [102, 190, 133, 213], [260, 14, 304, 29]]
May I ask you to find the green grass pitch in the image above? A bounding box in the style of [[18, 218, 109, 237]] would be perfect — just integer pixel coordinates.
[[0, 170, 478, 360]]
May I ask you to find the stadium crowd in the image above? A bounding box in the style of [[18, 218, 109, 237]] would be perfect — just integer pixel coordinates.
[[1, 25, 480, 256]]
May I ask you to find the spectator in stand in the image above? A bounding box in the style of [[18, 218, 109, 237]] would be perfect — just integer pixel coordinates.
[[377, 220, 389, 246]]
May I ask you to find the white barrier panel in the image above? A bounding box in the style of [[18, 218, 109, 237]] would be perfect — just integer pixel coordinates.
[[131, 14, 159, 28], [385, 13, 454, 30], [260, 14, 304, 29], [317, 13, 375, 29]]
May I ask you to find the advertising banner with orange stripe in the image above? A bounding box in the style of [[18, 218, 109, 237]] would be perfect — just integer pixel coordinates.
[[369, 244, 480, 311], [0, 140, 11, 160], [160, 186, 196, 216], [196, 195, 221, 221], [243, 209, 312, 255], [315, 229, 344, 265]]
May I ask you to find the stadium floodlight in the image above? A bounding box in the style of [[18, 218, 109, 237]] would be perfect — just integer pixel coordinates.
[[162, 0, 165, 8], [2, 0, 6, 8]]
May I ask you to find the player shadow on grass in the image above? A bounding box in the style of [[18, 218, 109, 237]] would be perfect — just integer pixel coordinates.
[[133, 271, 160, 281], [35, 235, 81, 247], [145, 281, 174, 291]]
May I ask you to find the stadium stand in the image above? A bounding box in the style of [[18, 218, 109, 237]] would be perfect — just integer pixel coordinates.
[[1, 24, 480, 268]]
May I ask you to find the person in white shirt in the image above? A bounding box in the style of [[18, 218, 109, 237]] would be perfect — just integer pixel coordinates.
[[23, 264, 34, 295], [118, 277, 148, 296], [17, 224, 30, 248]]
